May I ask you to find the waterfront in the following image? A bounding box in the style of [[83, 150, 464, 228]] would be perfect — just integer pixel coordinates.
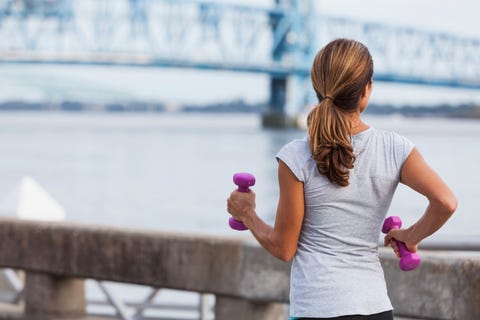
[[0, 111, 478, 240]]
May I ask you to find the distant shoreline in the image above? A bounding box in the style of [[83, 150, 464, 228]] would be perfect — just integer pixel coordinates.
[[0, 100, 479, 118]]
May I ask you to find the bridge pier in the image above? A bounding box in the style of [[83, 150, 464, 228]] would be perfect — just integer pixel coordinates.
[[262, 75, 310, 128], [262, 112, 300, 128], [263, 77, 294, 128], [263, 0, 313, 128]]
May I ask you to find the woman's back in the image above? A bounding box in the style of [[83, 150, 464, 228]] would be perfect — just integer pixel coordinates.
[[277, 127, 414, 317], [227, 38, 456, 320]]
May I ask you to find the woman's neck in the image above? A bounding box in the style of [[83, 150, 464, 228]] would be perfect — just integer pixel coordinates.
[[348, 112, 369, 135]]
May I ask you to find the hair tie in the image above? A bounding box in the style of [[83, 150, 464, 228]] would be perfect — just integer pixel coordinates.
[[323, 95, 334, 101]]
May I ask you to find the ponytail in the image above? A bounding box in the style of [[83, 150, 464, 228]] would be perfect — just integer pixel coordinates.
[[309, 38, 373, 187], [307, 99, 355, 187]]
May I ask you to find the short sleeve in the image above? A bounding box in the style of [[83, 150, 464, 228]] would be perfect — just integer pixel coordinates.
[[275, 138, 311, 183], [393, 133, 415, 174]]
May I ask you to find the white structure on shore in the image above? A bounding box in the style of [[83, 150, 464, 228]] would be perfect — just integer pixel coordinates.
[[0, 176, 66, 221]]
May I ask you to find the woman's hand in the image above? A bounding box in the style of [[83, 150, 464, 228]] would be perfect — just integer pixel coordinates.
[[227, 190, 256, 224], [384, 228, 418, 257]]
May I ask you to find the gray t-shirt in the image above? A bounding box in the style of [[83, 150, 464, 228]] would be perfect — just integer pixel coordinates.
[[276, 127, 414, 318]]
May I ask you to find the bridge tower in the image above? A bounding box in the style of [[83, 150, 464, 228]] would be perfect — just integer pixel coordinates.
[[263, 0, 314, 128]]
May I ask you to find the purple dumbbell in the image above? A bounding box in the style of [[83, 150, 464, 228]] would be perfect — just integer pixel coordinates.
[[229, 172, 255, 231], [382, 216, 421, 271]]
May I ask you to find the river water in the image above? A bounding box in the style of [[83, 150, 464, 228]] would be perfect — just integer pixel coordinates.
[[0, 111, 478, 240]]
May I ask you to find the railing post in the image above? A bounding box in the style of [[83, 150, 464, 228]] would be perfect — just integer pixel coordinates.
[[24, 272, 86, 320], [199, 294, 210, 320], [214, 296, 287, 320]]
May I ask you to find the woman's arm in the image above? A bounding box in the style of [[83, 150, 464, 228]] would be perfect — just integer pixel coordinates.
[[227, 160, 304, 262], [384, 148, 457, 250]]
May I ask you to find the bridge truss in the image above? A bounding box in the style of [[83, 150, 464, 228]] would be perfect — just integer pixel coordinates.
[[1, 0, 480, 119]]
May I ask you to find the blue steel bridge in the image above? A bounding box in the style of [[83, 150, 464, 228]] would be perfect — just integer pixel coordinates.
[[1, 0, 480, 126]]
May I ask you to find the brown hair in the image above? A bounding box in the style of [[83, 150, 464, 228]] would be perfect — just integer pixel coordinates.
[[308, 38, 373, 187]]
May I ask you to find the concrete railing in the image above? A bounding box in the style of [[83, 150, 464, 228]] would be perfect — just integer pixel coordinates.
[[0, 218, 479, 319]]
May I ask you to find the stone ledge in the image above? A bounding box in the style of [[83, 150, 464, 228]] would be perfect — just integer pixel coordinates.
[[380, 248, 480, 319], [0, 218, 479, 319], [0, 218, 289, 302]]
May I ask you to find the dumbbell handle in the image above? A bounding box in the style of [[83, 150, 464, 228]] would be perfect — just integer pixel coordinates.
[[229, 173, 255, 231], [390, 228, 412, 256]]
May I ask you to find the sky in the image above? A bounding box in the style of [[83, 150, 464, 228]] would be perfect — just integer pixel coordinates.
[[1, 0, 479, 107]]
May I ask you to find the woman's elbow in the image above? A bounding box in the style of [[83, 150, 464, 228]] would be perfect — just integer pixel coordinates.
[[434, 193, 458, 217], [274, 248, 296, 262], [276, 253, 294, 263], [444, 194, 458, 216]]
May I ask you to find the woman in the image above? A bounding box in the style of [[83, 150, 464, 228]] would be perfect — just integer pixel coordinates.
[[226, 38, 457, 320]]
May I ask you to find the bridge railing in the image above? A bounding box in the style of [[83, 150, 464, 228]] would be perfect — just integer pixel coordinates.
[[0, 217, 479, 319]]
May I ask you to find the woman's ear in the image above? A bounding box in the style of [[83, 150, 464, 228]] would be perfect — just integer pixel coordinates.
[[359, 81, 373, 112], [362, 81, 373, 99]]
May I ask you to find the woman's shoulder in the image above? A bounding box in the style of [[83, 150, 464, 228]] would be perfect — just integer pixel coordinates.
[[364, 127, 396, 137], [367, 127, 415, 167], [281, 136, 310, 151], [367, 127, 413, 146], [278, 137, 312, 161], [276, 137, 312, 183]]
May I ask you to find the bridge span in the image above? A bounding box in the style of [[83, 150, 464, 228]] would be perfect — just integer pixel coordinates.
[[1, 0, 480, 126]]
